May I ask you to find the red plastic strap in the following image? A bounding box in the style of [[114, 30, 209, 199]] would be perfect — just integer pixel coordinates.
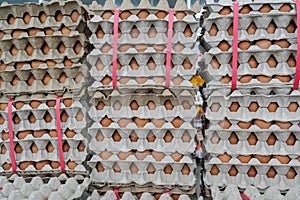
[[8, 98, 17, 173], [114, 188, 119, 199], [231, 2, 239, 91], [112, 8, 120, 89], [165, 190, 171, 195], [293, 0, 300, 90], [166, 9, 174, 88], [240, 193, 250, 200], [56, 96, 65, 173]]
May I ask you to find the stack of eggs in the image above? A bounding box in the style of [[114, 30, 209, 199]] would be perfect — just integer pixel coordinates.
[[0, 1, 88, 174], [87, 0, 200, 197], [201, 0, 300, 195]]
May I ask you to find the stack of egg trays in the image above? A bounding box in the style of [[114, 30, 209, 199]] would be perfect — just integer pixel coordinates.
[[0, 174, 89, 200], [201, 0, 298, 94], [0, 0, 89, 96], [0, 92, 88, 175], [87, 89, 197, 191], [204, 90, 300, 191], [87, 0, 200, 93]]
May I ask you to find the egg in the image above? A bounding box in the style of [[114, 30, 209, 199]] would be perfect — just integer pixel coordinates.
[[65, 129, 76, 138], [172, 117, 183, 128], [152, 151, 165, 161], [49, 130, 57, 138], [31, 60, 43, 68], [129, 131, 138, 142], [209, 24, 218, 36], [287, 22, 296, 33], [154, 77, 165, 84], [76, 111, 84, 121], [210, 103, 220, 112], [169, 152, 182, 162], [135, 150, 150, 160], [183, 59, 192, 69], [119, 44, 132, 52], [147, 163, 156, 174], [0, 31, 4, 39], [30, 143, 38, 153], [135, 44, 148, 52], [17, 130, 31, 139], [30, 100, 41, 109], [255, 39, 272, 49], [164, 100, 174, 110], [137, 10, 149, 19], [15, 143, 23, 153], [134, 118, 150, 128], [254, 119, 272, 129], [147, 58, 156, 70], [75, 72, 83, 83], [58, 43, 66, 53], [101, 11, 113, 20], [267, 56, 277, 68], [274, 75, 291, 82], [266, 167, 277, 178], [155, 11, 167, 19], [219, 118, 231, 129], [239, 75, 253, 84], [152, 119, 165, 128], [275, 121, 292, 129], [237, 121, 252, 129], [130, 28, 139, 38], [113, 162, 121, 172], [63, 142, 70, 152], [119, 77, 130, 84], [61, 27, 71, 35], [171, 76, 182, 85], [117, 151, 132, 160], [273, 155, 290, 164], [182, 101, 191, 110], [96, 131, 104, 141], [266, 133, 277, 145], [0, 115, 5, 125], [71, 10, 79, 22], [182, 131, 191, 142], [51, 161, 60, 169], [210, 165, 219, 175], [74, 42, 82, 54], [288, 102, 298, 112], [229, 102, 240, 112], [164, 165, 173, 174], [238, 155, 252, 163], [1, 145, 6, 154], [10, 46, 18, 56], [120, 10, 131, 20], [96, 28, 105, 38], [7, 15, 15, 24], [219, 7, 231, 15], [256, 75, 272, 83], [13, 115, 21, 124], [135, 77, 148, 84], [226, 24, 233, 35], [29, 28, 42, 36], [286, 168, 296, 179], [279, 4, 292, 12], [228, 165, 238, 176], [274, 40, 290, 48], [59, 73, 67, 83], [254, 155, 271, 163], [247, 133, 257, 145], [221, 75, 231, 84], [0, 103, 7, 111], [14, 101, 24, 110], [3, 163, 11, 170], [38, 11, 47, 23], [112, 130, 122, 142], [33, 130, 47, 138], [29, 113, 37, 123], [238, 41, 251, 50], [42, 74, 51, 85], [45, 28, 54, 35], [267, 102, 278, 112], [259, 4, 272, 13], [47, 100, 56, 107], [266, 22, 276, 34], [46, 142, 54, 152], [184, 26, 193, 37], [128, 100, 138, 110], [218, 41, 231, 51], [19, 161, 34, 170], [146, 100, 155, 110], [175, 11, 186, 19], [209, 57, 220, 70], [286, 133, 296, 145], [247, 166, 257, 177], [12, 30, 24, 38], [239, 5, 251, 14], [23, 13, 31, 24], [181, 164, 190, 175], [118, 118, 131, 128], [63, 59, 73, 67], [96, 162, 105, 172], [100, 75, 113, 85], [130, 163, 139, 173], [218, 153, 232, 163], [100, 151, 113, 160], [173, 43, 184, 53], [67, 161, 78, 169], [287, 55, 296, 67]]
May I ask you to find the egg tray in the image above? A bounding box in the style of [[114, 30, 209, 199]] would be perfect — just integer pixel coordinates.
[[204, 0, 294, 14], [210, 184, 300, 200], [205, 162, 300, 191], [88, 190, 193, 200], [0, 174, 89, 200], [88, 154, 195, 189], [88, 0, 200, 15], [205, 129, 300, 156]]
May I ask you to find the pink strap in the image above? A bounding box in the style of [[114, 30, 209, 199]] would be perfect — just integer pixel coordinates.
[[165, 190, 171, 195], [240, 193, 250, 200], [112, 8, 120, 89], [166, 9, 174, 88], [293, 0, 300, 90], [56, 96, 65, 172], [231, 2, 239, 91], [8, 98, 17, 173], [114, 188, 119, 199]]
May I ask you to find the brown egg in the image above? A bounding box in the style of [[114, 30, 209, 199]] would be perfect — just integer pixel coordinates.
[[29, 114, 37, 123], [279, 4, 292, 12], [259, 4, 272, 13], [210, 165, 219, 175], [71, 10, 79, 22], [0, 115, 5, 125], [181, 164, 190, 175], [182, 101, 191, 110], [119, 77, 130, 84], [147, 58, 156, 70], [49, 130, 57, 138], [172, 117, 183, 128], [58, 43, 66, 53], [96, 28, 104, 38], [101, 76, 112, 85], [10, 46, 18, 56], [14, 101, 24, 110], [63, 142, 70, 152], [111, 101, 121, 111], [227, 24, 233, 35], [100, 151, 113, 160], [75, 72, 83, 83], [173, 76, 183, 85], [238, 121, 252, 129], [12, 30, 24, 38], [55, 11, 63, 21], [229, 102, 240, 112], [169, 152, 182, 162], [286, 167, 296, 179], [219, 7, 231, 15], [255, 40, 272, 49], [46, 142, 54, 152], [23, 13, 31, 24], [256, 75, 272, 83], [135, 44, 148, 52], [136, 150, 150, 160], [267, 22, 276, 34], [152, 119, 166, 128], [0, 31, 3, 39], [74, 42, 82, 54], [19, 161, 34, 170], [1, 145, 6, 154], [63, 59, 73, 67], [155, 11, 167, 19], [100, 116, 113, 127], [33, 130, 48, 138], [254, 119, 272, 129], [136, 77, 148, 84], [238, 41, 251, 50], [247, 133, 258, 145], [228, 165, 238, 176], [118, 44, 132, 52], [59, 73, 67, 84], [210, 103, 220, 112], [62, 98, 73, 107], [274, 40, 290, 48], [101, 11, 113, 20], [96, 131, 104, 141], [76, 111, 84, 121], [147, 100, 156, 110], [42, 74, 51, 85], [221, 75, 231, 84], [247, 166, 257, 177], [134, 118, 150, 128], [275, 121, 292, 129], [129, 131, 138, 142], [238, 155, 252, 163], [45, 28, 54, 35], [130, 100, 139, 110], [163, 131, 173, 143], [217, 41, 230, 51], [239, 75, 252, 84], [268, 102, 278, 112], [117, 151, 132, 160], [39, 12, 47, 23], [113, 162, 121, 172], [30, 100, 41, 109], [51, 161, 60, 169], [47, 100, 56, 107], [267, 133, 277, 145], [274, 75, 291, 82], [96, 162, 105, 172], [266, 167, 277, 178], [219, 118, 231, 129], [182, 131, 191, 142], [112, 130, 122, 142], [67, 161, 77, 169], [137, 10, 149, 19], [267, 56, 277, 68], [65, 129, 76, 138], [184, 26, 193, 37], [7, 15, 15, 24], [209, 24, 218, 36], [287, 22, 296, 33], [0, 103, 7, 111], [273, 155, 290, 164], [15, 143, 23, 154], [61, 27, 71, 35], [130, 28, 139, 38], [31, 143, 38, 153], [183, 59, 192, 69], [164, 100, 174, 110], [120, 11, 131, 20], [210, 57, 220, 70], [176, 11, 186, 20], [286, 133, 296, 145], [288, 102, 298, 112], [239, 5, 251, 14], [95, 101, 104, 110], [173, 43, 184, 53], [287, 55, 296, 67], [147, 163, 156, 174], [3, 163, 11, 170], [118, 118, 131, 128], [29, 28, 42, 36], [218, 153, 232, 163], [254, 155, 271, 163], [16, 130, 31, 139], [31, 60, 43, 69], [153, 151, 165, 161]]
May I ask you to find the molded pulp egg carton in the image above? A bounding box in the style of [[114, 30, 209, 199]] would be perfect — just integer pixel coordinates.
[[0, 0, 88, 33], [0, 174, 89, 200], [0, 93, 88, 174], [88, 153, 195, 189], [88, 190, 194, 200], [210, 184, 300, 200]]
